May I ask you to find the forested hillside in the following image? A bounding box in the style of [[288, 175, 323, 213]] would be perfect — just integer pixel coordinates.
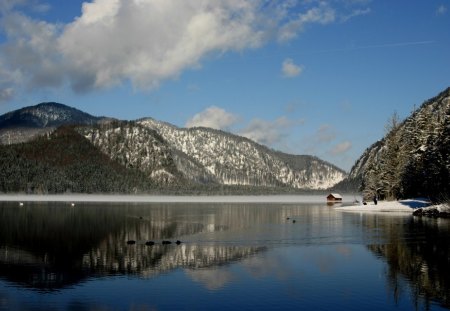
[[2, 88, 447, 197], [339, 87, 450, 201], [0, 126, 154, 193], [0, 102, 347, 193]]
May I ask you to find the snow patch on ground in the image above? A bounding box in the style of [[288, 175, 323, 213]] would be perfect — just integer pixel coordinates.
[[423, 203, 450, 213], [335, 198, 432, 213]]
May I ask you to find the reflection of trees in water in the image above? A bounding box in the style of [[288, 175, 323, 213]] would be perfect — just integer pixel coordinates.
[[0, 202, 279, 290], [366, 216, 450, 309], [0, 202, 125, 290]]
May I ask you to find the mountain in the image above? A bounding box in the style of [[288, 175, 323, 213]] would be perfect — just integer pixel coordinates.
[[77, 121, 184, 186], [0, 102, 101, 129], [138, 118, 346, 189], [0, 102, 110, 145], [0, 126, 154, 193], [0, 102, 347, 193], [338, 87, 450, 201]]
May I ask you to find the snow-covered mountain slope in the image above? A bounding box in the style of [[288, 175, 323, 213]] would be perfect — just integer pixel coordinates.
[[0, 102, 347, 190], [78, 121, 182, 186], [138, 118, 346, 189]]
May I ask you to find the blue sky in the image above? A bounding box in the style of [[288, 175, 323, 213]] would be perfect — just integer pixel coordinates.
[[0, 0, 449, 171]]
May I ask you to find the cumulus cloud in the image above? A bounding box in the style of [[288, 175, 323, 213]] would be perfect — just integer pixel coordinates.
[[0, 0, 371, 100], [185, 106, 239, 130], [329, 141, 352, 155], [239, 116, 303, 146], [281, 58, 303, 78], [58, 0, 268, 91], [0, 11, 64, 94]]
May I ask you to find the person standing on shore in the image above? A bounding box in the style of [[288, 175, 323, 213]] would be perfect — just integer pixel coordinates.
[[373, 195, 378, 205]]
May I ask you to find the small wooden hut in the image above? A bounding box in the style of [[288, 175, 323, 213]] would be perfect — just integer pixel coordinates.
[[327, 193, 343, 202]]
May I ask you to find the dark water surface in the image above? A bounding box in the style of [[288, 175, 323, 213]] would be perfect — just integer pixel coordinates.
[[0, 200, 449, 310]]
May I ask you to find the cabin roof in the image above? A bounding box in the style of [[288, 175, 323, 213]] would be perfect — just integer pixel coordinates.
[[327, 193, 342, 199]]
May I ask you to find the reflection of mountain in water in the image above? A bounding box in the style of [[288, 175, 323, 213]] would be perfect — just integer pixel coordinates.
[[365, 216, 450, 309], [0, 202, 273, 291], [83, 243, 264, 277]]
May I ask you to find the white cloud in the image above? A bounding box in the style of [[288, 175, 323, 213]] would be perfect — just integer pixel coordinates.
[[341, 7, 371, 22], [436, 5, 447, 15], [0, 11, 63, 98], [0, 61, 21, 103], [58, 0, 266, 91], [282, 58, 303, 78], [239, 116, 303, 146], [277, 2, 335, 42], [329, 141, 352, 155], [0, 0, 27, 12], [0, 0, 370, 100], [185, 106, 239, 130], [0, 87, 14, 102], [0, 0, 50, 13], [187, 107, 305, 149]]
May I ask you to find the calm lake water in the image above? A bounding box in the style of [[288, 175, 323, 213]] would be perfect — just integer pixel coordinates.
[[0, 200, 449, 310]]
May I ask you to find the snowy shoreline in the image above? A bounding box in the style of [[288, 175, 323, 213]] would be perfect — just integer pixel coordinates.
[[1, 195, 446, 215], [335, 198, 433, 213]]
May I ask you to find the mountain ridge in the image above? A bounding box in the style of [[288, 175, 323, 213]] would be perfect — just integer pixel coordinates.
[[138, 117, 346, 189], [0, 102, 346, 192]]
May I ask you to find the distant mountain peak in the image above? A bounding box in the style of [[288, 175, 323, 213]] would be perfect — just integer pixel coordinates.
[[0, 102, 100, 130]]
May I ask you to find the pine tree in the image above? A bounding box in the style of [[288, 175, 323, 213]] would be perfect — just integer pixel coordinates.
[[377, 112, 402, 199]]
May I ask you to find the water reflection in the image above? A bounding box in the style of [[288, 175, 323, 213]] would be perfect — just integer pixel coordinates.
[[0, 202, 123, 291], [0, 201, 350, 290], [0, 202, 294, 290], [364, 214, 450, 309], [0, 201, 449, 310]]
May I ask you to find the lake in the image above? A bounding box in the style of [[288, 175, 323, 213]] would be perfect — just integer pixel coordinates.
[[0, 198, 449, 310]]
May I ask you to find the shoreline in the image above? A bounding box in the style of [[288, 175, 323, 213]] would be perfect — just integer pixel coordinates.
[[1, 195, 443, 213], [335, 198, 432, 213], [0, 193, 349, 204]]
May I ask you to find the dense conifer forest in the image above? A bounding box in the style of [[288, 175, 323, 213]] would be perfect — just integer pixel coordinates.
[[335, 87, 450, 202]]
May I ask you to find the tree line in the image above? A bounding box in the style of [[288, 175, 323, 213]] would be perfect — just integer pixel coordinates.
[[361, 92, 450, 201]]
